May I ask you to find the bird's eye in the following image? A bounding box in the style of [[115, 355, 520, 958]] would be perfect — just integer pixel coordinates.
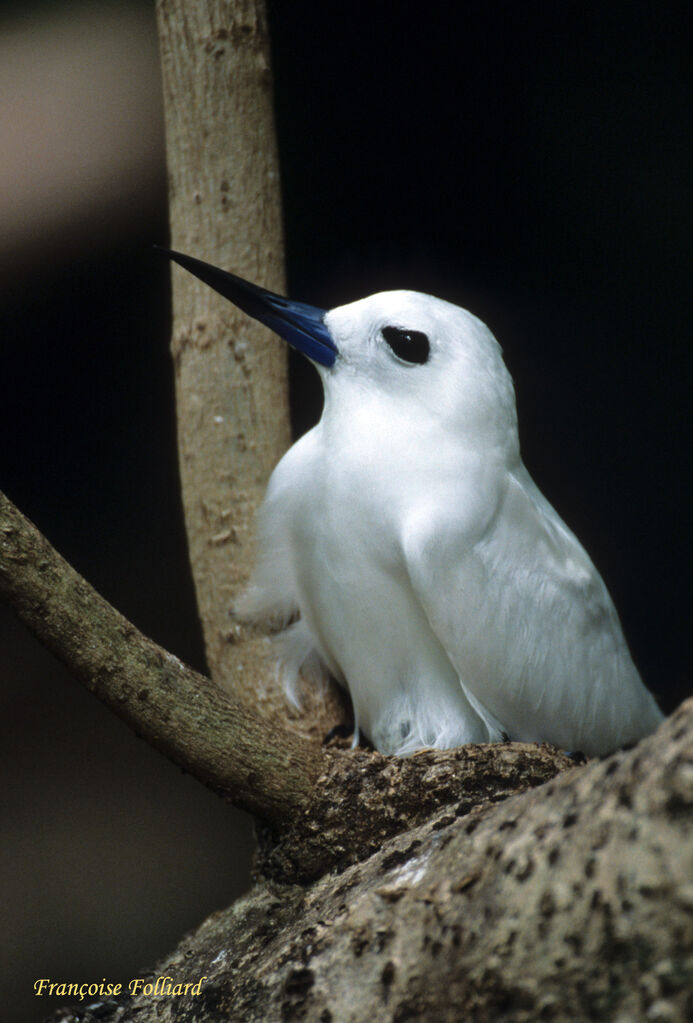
[[381, 326, 430, 365]]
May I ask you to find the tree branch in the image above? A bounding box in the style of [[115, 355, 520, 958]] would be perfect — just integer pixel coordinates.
[[156, 0, 346, 742], [0, 490, 319, 825]]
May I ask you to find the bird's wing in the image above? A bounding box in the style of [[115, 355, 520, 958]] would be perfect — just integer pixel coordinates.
[[233, 432, 333, 705], [401, 462, 649, 752], [234, 433, 318, 628]]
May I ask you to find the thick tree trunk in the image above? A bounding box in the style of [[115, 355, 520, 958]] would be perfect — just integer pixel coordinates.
[[46, 702, 693, 1023]]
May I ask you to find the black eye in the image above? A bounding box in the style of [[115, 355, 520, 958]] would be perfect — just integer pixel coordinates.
[[381, 326, 430, 365]]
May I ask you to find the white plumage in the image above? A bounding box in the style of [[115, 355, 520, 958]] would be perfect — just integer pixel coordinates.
[[164, 250, 663, 757]]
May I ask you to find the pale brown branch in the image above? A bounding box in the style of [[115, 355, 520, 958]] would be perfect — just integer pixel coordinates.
[[156, 0, 287, 692], [0, 490, 319, 826], [156, 0, 347, 741]]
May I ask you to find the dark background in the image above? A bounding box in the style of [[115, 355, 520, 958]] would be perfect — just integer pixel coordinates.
[[1, 1, 690, 1020]]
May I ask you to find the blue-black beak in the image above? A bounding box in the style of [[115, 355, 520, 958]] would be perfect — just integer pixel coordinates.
[[158, 247, 338, 368]]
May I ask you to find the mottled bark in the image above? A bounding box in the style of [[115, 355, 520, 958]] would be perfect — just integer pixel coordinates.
[[259, 740, 576, 884], [47, 703, 691, 1023]]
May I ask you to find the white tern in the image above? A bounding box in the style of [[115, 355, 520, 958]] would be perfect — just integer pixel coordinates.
[[164, 249, 663, 757]]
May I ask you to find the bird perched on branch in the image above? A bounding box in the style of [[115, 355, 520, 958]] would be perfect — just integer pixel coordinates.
[[162, 248, 663, 757]]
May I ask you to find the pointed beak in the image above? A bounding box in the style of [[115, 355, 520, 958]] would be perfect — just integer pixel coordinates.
[[158, 247, 338, 368]]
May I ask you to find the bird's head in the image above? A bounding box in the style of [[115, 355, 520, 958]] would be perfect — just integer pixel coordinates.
[[160, 248, 518, 449]]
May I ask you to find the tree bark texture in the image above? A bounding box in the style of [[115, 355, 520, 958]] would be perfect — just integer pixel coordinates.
[[157, 0, 343, 739], [48, 702, 692, 1023]]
